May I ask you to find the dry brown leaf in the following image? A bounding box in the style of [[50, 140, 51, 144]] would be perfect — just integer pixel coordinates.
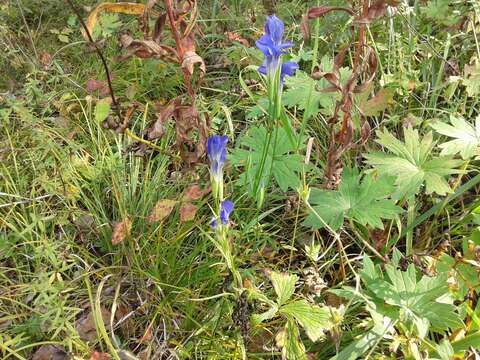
[[360, 88, 394, 117], [179, 202, 197, 222], [301, 6, 355, 40], [32, 345, 67, 360], [76, 308, 111, 342], [118, 33, 177, 62], [83, 2, 146, 40], [39, 51, 52, 70], [148, 100, 177, 140], [86, 79, 111, 96], [111, 217, 132, 245], [183, 184, 209, 201], [181, 51, 206, 76], [89, 352, 111, 360], [225, 31, 249, 46], [148, 199, 177, 223]]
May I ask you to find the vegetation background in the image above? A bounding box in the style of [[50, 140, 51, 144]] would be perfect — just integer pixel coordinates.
[[1, 0, 480, 359]]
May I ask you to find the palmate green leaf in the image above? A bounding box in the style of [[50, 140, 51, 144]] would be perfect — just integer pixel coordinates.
[[229, 126, 304, 193], [270, 271, 298, 306], [365, 127, 463, 198], [431, 115, 480, 159], [304, 168, 402, 230], [280, 300, 331, 342], [366, 263, 463, 337]]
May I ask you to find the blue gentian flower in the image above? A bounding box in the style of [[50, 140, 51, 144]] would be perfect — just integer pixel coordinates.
[[207, 135, 228, 181], [256, 15, 298, 82], [211, 200, 234, 229], [219, 200, 234, 225]]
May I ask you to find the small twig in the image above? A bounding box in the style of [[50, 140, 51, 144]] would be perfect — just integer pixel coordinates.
[[16, 0, 39, 62], [65, 0, 121, 117], [0, 194, 56, 209]]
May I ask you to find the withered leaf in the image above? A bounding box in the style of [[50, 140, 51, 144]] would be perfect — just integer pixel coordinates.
[[148, 199, 177, 223], [301, 6, 355, 40], [360, 88, 394, 117], [225, 32, 249, 46], [180, 202, 198, 223], [111, 217, 132, 245], [118, 33, 177, 62], [148, 100, 176, 140], [76, 308, 111, 342], [183, 184, 209, 201], [180, 34, 206, 78], [86, 79, 107, 93], [182, 51, 206, 77], [83, 2, 146, 40], [360, 120, 371, 145], [32, 345, 67, 360], [39, 51, 52, 70]]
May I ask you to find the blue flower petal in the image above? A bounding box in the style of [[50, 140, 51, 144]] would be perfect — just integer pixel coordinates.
[[265, 15, 284, 45], [210, 217, 218, 229], [207, 135, 228, 177], [219, 200, 234, 225], [258, 63, 267, 75], [281, 61, 299, 78]]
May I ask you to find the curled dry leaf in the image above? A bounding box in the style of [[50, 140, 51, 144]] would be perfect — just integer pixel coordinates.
[[148, 199, 177, 223], [111, 217, 132, 245], [148, 100, 176, 140], [83, 2, 146, 40], [182, 50, 206, 77], [32, 345, 67, 360], [175, 102, 209, 164], [117, 33, 177, 63], [301, 6, 355, 40], [76, 307, 111, 342], [225, 31, 249, 46], [180, 202, 198, 222]]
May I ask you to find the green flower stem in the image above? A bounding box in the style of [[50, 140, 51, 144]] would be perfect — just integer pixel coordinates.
[[406, 196, 416, 256], [253, 62, 283, 207]]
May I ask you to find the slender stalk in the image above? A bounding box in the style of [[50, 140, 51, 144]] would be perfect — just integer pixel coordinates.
[[406, 196, 416, 256], [66, 0, 119, 117]]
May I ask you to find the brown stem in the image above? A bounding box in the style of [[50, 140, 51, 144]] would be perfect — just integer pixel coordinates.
[[354, 0, 370, 68], [164, 0, 183, 59], [66, 0, 120, 117]]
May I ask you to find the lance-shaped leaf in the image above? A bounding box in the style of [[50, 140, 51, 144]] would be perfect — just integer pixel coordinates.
[[431, 115, 480, 160], [304, 168, 402, 230]]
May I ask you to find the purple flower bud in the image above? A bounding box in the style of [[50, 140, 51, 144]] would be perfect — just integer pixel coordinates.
[[207, 135, 228, 180], [210, 200, 234, 229]]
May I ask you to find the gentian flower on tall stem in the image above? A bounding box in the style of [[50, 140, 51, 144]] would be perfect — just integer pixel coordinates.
[[252, 15, 298, 207], [206, 135, 242, 289]]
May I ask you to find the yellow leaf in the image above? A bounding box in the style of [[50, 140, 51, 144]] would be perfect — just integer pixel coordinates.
[[83, 2, 146, 40], [148, 199, 177, 223]]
